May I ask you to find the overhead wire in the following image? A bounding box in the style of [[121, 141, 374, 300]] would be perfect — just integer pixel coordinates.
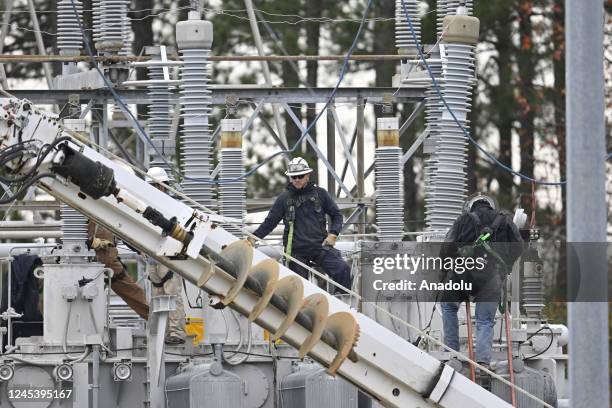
[[0, 5, 393, 23], [0, 5, 398, 40]]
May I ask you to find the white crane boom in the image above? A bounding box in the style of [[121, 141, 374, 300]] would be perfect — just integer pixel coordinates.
[[0, 98, 511, 408]]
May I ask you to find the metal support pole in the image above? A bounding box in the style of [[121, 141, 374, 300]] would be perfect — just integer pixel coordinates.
[[0, 0, 14, 89], [27, 0, 54, 89], [356, 98, 365, 235], [243, 0, 287, 148], [246, 101, 292, 161], [100, 103, 109, 152], [327, 103, 336, 196], [336, 128, 357, 198], [147, 295, 175, 408], [340, 206, 365, 234], [331, 106, 358, 182], [566, 1, 609, 408]]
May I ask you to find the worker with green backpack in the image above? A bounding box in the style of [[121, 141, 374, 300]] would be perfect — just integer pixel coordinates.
[[250, 157, 352, 294], [440, 193, 524, 374]]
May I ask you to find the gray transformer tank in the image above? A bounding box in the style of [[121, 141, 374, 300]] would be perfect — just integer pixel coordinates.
[[165, 361, 271, 408], [280, 366, 359, 408]]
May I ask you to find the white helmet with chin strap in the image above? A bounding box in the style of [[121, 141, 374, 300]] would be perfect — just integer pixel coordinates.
[[145, 167, 170, 184], [285, 157, 313, 177], [463, 192, 499, 213]]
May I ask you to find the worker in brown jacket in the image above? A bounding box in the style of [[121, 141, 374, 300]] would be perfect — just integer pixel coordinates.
[[87, 221, 149, 320], [144, 167, 186, 344]]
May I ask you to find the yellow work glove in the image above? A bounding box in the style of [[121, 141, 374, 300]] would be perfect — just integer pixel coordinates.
[[246, 236, 257, 247], [323, 233, 337, 247], [90, 237, 114, 250]]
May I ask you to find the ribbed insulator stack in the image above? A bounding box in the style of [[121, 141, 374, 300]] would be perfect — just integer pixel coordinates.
[[177, 12, 215, 209], [395, 0, 421, 53], [147, 51, 175, 178], [61, 205, 89, 243], [521, 260, 545, 319], [119, 3, 132, 56], [92, 0, 101, 43], [56, 0, 83, 56], [61, 120, 89, 245], [437, 1, 474, 37], [423, 59, 444, 231], [445, 1, 473, 16], [95, 0, 130, 52], [375, 117, 404, 242], [427, 14, 479, 230], [436, 0, 448, 38], [424, 1, 450, 230], [219, 119, 246, 237]]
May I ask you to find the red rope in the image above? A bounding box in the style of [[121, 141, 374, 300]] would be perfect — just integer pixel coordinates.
[[465, 302, 476, 382]]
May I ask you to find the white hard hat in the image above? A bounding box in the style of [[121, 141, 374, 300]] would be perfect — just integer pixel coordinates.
[[145, 167, 170, 184], [284, 157, 313, 177], [463, 192, 499, 213]]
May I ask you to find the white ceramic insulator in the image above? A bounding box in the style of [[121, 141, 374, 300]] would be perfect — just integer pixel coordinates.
[[179, 48, 214, 209], [375, 147, 404, 242], [57, 0, 83, 56]]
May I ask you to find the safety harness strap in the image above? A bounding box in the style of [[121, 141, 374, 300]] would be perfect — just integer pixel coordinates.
[[285, 221, 294, 267], [467, 211, 507, 239]]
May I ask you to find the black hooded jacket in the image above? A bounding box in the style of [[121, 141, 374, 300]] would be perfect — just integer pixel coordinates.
[[253, 182, 343, 251]]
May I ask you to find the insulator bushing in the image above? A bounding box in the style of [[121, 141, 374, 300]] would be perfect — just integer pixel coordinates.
[[423, 59, 444, 232], [425, 9, 478, 232], [445, 1, 474, 16], [95, 0, 130, 52], [375, 118, 404, 242], [437, 1, 474, 39], [61, 119, 89, 244], [426, 42, 475, 230], [57, 0, 83, 56], [147, 51, 174, 177], [522, 261, 545, 318], [436, 0, 448, 39], [219, 119, 246, 237], [92, 0, 101, 42], [395, 0, 421, 53], [177, 13, 214, 209], [61, 205, 89, 243], [119, 14, 132, 56]]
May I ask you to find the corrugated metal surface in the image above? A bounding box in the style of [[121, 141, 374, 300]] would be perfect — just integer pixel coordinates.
[[491, 365, 557, 407], [280, 367, 358, 408], [166, 364, 243, 408]]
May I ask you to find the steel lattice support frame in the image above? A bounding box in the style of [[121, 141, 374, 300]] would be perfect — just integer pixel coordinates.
[[9, 87, 425, 233]]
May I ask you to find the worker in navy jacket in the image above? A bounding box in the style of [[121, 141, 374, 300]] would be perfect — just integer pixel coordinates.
[[251, 157, 352, 294]]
